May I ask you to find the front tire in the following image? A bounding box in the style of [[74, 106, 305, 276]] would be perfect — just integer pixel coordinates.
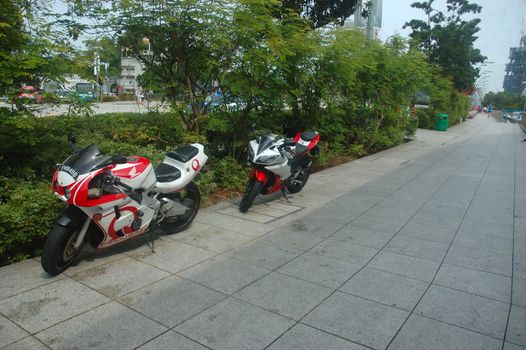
[[41, 223, 85, 276], [159, 181, 201, 234], [240, 178, 263, 213]]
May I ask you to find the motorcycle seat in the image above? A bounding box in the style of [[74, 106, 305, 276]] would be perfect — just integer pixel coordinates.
[[167, 145, 199, 163], [300, 131, 317, 141], [155, 163, 181, 183]]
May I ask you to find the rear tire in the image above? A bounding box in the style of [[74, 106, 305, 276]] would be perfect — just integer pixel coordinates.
[[159, 181, 201, 234], [41, 222, 85, 276], [287, 166, 311, 194], [240, 178, 263, 213]]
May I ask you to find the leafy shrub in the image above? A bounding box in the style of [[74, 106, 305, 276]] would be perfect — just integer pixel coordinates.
[[210, 156, 248, 192], [416, 109, 434, 129], [0, 179, 63, 265]]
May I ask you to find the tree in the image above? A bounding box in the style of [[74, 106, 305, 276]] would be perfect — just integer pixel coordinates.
[[404, 0, 486, 90], [483, 91, 525, 110], [0, 0, 74, 101], [280, 0, 360, 28]]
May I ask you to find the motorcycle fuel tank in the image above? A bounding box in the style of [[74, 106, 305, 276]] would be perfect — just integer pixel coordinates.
[[112, 156, 156, 190]]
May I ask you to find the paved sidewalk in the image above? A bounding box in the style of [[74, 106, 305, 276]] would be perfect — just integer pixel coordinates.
[[1, 115, 525, 349]]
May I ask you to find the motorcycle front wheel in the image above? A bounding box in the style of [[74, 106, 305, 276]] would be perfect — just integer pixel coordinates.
[[159, 181, 201, 234], [41, 222, 85, 276], [239, 178, 263, 213]]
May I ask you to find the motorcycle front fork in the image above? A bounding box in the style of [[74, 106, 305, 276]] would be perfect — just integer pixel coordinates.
[[73, 217, 92, 249]]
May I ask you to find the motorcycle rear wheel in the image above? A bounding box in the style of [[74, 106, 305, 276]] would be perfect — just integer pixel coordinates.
[[41, 223, 84, 276], [240, 178, 263, 213], [159, 181, 201, 234], [286, 166, 311, 194]]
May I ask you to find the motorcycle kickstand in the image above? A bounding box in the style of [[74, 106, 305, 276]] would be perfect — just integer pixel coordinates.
[[147, 226, 159, 253], [281, 188, 291, 203]]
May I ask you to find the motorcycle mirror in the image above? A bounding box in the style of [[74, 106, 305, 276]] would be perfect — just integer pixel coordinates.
[[111, 155, 128, 164], [67, 132, 78, 152]]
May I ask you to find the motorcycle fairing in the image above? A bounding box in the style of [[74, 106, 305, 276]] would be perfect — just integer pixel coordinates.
[[293, 131, 320, 155], [155, 143, 208, 193]]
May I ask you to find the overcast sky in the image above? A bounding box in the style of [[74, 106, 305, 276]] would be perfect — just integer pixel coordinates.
[[377, 0, 526, 93]]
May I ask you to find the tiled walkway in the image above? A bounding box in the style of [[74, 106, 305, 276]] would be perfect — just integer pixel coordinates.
[[1, 115, 525, 349]]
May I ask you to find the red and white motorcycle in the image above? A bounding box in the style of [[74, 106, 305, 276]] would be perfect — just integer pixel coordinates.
[[42, 135, 208, 275], [240, 129, 319, 212]]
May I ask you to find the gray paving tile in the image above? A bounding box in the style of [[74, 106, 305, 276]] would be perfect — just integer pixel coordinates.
[[258, 229, 326, 251], [177, 255, 269, 294], [513, 278, 526, 307], [137, 331, 209, 350], [35, 301, 166, 350], [234, 272, 331, 320], [195, 211, 272, 237], [397, 220, 457, 244], [340, 267, 428, 311], [175, 298, 294, 350], [118, 275, 225, 327], [352, 206, 415, 234], [434, 264, 511, 303], [331, 225, 395, 249], [411, 207, 464, 230], [389, 314, 503, 350], [503, 342, 526, 350], [514, 259, 526, 283], [0, 278, 109, 334], [0, 314, 29, 347], [225, 241, 301, 270], [415, 284, 509, 339], [267, 323, 368, 350], [63, 246, 127, 276], [1, 336, 49, 350], [71, 256, 169, 298], [385, 235, 449, 262], [303, 291, 408, 350], [0, 259, 64, 301], [464, 205, 514, 227], [453, 231, 513, 256], [369, 251, 440, 282], [174, 225, 253, 253], [445, 245, 512, 276], [506, 306, 526, 347], [310, 238, 378, 266], [277, 217, 346, 238], [277, 252, 360, 289], [131, 240, 216, 273], [310, 193, 382, 224]]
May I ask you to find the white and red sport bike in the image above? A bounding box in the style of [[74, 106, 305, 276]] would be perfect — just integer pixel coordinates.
[[42, 135, 207, 275], [240, 130, 319, 212]]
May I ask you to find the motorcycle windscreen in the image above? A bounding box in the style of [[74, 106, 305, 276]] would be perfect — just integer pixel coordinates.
[[256, 135, 275, 155], [61, 144, 110, 179]]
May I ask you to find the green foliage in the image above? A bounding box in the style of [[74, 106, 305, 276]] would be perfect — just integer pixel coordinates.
[[280, 0, 360, 28], [404, 0, 486, 90], [210, 157, 249, 192], [483, 91, 526, 110], [0, 178, 63, 265]]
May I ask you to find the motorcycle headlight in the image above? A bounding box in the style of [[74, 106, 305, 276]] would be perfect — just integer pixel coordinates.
[[64, 187, 71, 199], [88, 188, 103, 199], [257, 155, 279, 164]]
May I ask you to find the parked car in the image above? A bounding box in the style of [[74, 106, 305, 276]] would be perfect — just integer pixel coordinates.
[[509, 112, 524, 122], [18, 86, 43, 103]]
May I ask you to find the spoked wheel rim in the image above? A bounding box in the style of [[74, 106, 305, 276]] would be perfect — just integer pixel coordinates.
[[63, 229, 81, 262], [159, 182, 201, 233]]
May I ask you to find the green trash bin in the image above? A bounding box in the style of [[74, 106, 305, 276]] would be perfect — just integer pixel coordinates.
[[435, 113, 448, 131]]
